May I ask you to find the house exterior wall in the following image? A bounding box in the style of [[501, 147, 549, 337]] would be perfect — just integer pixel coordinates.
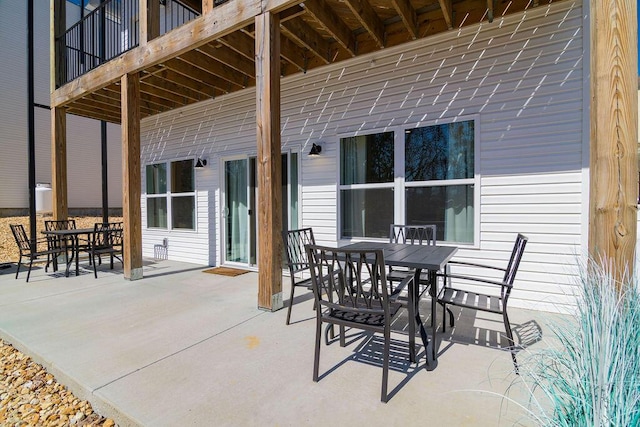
[[140, 0, 586, 312], [0, 0, 122, 213]]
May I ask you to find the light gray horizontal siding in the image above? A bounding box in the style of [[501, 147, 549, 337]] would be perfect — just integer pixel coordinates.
[[140, 1, 585, 311], [0, 0, 122, 211]]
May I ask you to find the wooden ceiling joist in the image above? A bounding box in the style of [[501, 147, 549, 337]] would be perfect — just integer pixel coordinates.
[[165, 57, 237, 93], [148, 67, 219, 98], [197, 43, 255, 77], [217, 31, 256, 62], [281, 17, 331, 64], [179, 50, 250, 89], [392, 0, 419, 39], [140, 73, 205, 102], [343, 0, 385, 49], [303, 0, 357, 57], [438, 0, 454, 29]]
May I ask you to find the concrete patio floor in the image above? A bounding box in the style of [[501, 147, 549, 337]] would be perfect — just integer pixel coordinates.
[[0, 259, 560, 426]]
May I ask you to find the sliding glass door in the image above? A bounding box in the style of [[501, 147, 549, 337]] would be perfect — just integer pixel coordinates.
[[223, 152, 298, 268]]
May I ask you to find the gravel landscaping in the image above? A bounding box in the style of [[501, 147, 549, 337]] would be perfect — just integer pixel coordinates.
[[1, 216, 122, 425]]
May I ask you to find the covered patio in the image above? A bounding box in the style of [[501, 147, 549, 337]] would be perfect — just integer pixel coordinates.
[[0, 259, 559, 425]]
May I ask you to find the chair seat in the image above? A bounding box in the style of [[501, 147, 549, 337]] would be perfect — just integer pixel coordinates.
[[326, 302, 402, 328], [439, 287, 504, 314]]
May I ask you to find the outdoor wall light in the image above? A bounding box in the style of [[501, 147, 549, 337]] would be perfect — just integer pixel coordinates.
[[308, 143, 322, 156], [195, 158, 207, 168]]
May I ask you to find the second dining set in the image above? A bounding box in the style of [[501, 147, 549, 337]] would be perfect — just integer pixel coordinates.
[[10, 219, 124, 282], [43, 219, 124, 279]]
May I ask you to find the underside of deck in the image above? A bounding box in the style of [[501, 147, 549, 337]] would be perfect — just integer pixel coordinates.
[[54, 0, 548, 123]]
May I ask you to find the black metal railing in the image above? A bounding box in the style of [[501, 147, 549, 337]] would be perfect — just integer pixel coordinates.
[[56, 0, 202, 86], [160, 0, 200, 36]]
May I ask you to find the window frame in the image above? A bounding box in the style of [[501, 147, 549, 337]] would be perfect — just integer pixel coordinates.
[[144, 158, 198, 232], [337, 115, 480, 247]]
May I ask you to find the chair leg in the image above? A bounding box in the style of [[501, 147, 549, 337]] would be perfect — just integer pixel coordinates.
[[313, 319, 323, 382], [502, 310, 518, 374], [26, 258, 34, 283], [339, 325, 346, 347], [286, 283, 296, 325], [93, 253, 98, 279], [110, 254, 114, 270], [15, 257, 22, 279], [381, 326, 390, 403]]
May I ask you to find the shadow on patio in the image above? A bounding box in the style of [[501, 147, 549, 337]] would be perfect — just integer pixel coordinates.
[[0, 259, 556, 426]]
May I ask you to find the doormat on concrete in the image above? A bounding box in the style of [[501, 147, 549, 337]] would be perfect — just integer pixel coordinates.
[[202, 266, 249, 276]]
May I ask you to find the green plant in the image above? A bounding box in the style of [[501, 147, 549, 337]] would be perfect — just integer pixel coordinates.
[[518, 260, 640, 426]]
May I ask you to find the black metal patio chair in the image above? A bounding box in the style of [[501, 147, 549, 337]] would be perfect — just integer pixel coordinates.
[[10, 224, 66, 282], [44, 219, 77, 271], [282, 227, 316, 325], [436, 233, 528, 372], [90, 222, 124, 278], [306, 244, 416, 402], [387, 224, 437, 291]]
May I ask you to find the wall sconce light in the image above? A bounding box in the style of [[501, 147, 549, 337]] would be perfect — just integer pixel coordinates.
[[308, 143, 322, 157], [195, 158, 207, 168]]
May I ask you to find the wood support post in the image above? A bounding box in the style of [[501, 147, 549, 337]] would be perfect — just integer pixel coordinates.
[[140, 0, 160, 45], [50, 0, 65, 91], [255, 12, 283, 311], [203, 0, 214, 14], [121, 73, 144, 280], [588, 0, 638, 284], [51, 106, 68, 220]]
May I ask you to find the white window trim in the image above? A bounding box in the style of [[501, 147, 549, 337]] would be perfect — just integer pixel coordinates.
[[337, 114, 481, 247], [144, 157, 198, 232]]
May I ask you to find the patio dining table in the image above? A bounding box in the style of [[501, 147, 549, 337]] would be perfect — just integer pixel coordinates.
[[340, 242, 458, 363], [42, 228, 94, 277]]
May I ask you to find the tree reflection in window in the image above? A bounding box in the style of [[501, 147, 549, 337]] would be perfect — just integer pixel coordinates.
[[405, 121, 474, 181]]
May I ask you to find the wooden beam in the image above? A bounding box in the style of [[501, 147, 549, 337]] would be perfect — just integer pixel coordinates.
[[303, 0, 356, 56], [281, 17, 331, 64], [439, 0, 454, 29], [588, 0, 638, 284], [343, 0, 385, 49], [121, 73, 143, 280], [392, 0, 418, 39], [51, 106, 68, 220], [255, 12, 283, 311]]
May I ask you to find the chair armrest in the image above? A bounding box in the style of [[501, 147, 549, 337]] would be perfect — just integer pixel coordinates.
[[447, 260, 506, 272], [388, 275, 413, 302], [436, 272, 511, 289]]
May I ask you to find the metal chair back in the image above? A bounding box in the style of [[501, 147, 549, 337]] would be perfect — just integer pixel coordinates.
[[10, 224, 32, 255], [44, 219, 77, 232], [389, 224, 436, 246], [281, 227, 316, 324]]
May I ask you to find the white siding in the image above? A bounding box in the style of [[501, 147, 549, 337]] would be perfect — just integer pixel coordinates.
[[0, 0, 122, 211], [140, 1, 586, 311]]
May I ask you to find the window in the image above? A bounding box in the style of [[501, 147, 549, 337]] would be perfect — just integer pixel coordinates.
[[145, 159, 196, 230], [405, 121, 475, 243], [339, 119, 477, 244], [340, 132, 395, 238]]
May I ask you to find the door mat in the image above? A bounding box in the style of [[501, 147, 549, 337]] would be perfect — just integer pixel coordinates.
[[202, 266, 250, 276]]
